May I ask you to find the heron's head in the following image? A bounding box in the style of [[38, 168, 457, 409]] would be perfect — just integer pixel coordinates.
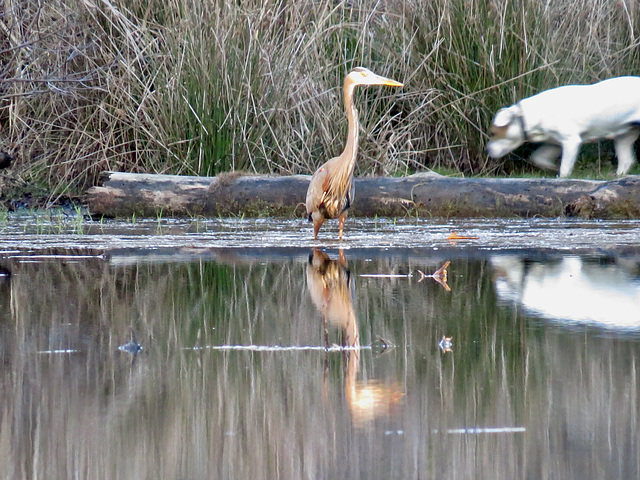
[[346, 67, 403, 88]]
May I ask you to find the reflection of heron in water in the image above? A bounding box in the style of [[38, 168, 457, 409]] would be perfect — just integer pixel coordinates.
[[305, 68, 403, 240], [306, 248, 358, 348], [306, 248, 403, 426]]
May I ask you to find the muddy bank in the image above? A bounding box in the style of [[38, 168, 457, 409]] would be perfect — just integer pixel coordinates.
[[85, 171, 640, 219]]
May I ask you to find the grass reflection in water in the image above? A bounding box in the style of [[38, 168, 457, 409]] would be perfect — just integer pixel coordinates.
[[0, 247, 638, 478]]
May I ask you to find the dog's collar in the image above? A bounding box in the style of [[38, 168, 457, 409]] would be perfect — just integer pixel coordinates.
[[516, 103, 529, 142]]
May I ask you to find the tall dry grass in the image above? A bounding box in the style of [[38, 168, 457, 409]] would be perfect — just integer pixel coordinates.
[[1, 0, 640, 199]]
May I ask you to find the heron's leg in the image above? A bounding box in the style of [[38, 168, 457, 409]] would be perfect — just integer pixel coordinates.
[[338, 248, 347, 266], [338, 212, 348, 240], [323, 313, 329, 348]]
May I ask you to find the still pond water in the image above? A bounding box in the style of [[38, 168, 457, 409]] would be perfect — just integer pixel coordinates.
[[0, 215, 639, 478]]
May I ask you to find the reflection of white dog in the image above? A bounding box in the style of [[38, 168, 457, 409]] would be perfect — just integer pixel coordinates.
[[487, 76, 640, 177], [491, 255, 640, 329]]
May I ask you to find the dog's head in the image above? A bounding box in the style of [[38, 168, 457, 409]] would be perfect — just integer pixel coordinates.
[[487, 105, 527, 158]]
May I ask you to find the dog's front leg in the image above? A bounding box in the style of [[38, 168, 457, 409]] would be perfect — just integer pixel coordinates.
[[614, 129, 640, 175], [558, 137, 582, 177], [531, 144, 562, 170]]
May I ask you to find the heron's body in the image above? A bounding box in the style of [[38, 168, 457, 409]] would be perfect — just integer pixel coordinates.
[[306, 67, 403, 240], [306, 155, 356, 232]]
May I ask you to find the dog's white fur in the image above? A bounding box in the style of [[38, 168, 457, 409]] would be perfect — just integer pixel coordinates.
[[487, 76, 640, 177]]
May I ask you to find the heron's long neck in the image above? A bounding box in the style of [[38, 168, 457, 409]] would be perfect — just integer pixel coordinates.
[[327, 81, 358, 198], [340, 82, 358, 177]]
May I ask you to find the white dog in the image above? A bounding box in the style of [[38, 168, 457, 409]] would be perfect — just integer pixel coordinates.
[[487, 76, 640, 177]]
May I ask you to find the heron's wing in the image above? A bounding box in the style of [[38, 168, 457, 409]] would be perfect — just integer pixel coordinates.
[[346, 177, 355, 209], [306, 164, 330, 213]]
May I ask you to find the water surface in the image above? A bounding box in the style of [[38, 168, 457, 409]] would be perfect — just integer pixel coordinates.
[[0, 216, 638, 478]]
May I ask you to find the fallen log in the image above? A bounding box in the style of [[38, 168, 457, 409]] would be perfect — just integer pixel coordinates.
[[84, 171, 640, 219]]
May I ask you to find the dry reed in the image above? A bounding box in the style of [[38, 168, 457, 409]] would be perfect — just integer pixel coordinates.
[[1, 0, 640, 200]]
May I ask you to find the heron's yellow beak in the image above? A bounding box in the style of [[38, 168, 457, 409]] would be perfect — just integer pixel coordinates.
[[349, 68, 404, 88], [381, 78, 404, 87], [367, 73, 403, 87]]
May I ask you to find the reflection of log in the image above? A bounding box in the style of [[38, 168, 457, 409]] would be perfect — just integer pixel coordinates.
[[85, 171, 640, 219]]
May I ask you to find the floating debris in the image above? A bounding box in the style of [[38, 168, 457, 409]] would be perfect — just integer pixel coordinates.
[[444, 427, 526, 434], [185, 344, 373, 352], [372, 336, 396, 356], [417, 261, 451, 291], [118, 341, 143, 355], [376, 335, 395, 350], [360, 273, 412, 278], [438, 336, 453, 353], [119, 330, 142, 356], [447, 231, 479, 241], [37, 349, 80, 354]]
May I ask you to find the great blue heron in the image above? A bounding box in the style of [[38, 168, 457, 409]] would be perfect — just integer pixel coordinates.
[[306, 67, 403, 240]]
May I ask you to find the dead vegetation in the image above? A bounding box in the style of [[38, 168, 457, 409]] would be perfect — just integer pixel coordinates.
[[1, 0, 640, 202]]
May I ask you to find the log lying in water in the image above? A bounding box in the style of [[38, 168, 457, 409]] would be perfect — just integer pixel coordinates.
[[84, 171, 640, 219]]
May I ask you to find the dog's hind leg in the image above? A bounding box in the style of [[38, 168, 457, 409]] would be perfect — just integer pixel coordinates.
[[613, 129, 640, 175], [558, 137, 582, 178]]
